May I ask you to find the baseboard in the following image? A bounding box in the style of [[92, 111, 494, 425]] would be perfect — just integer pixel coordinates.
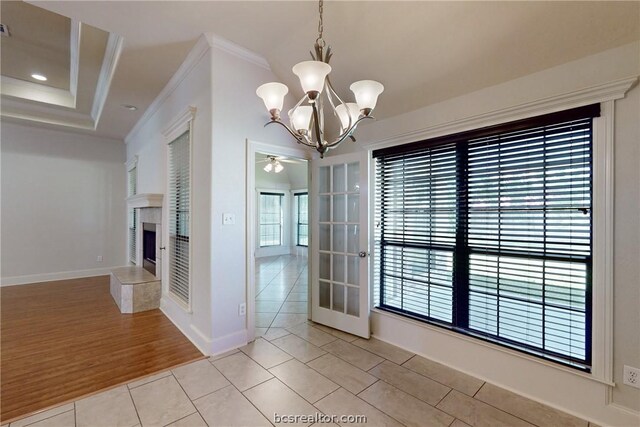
[[255, 247, 290, 258], [371, 310, 640, 427], [1, 267, 119, 286], [210, 329, 248, 355], [159, 296, 247, 357]]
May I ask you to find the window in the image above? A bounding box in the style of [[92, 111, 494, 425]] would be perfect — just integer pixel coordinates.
[[295, 192, 309, 246], [259, 193, 284, 247], [127, 165, 137, 264], [168, 130, 191, 304], [374, 105, 599, 370]]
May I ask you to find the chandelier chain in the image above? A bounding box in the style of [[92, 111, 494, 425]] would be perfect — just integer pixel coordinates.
[[316, 0, 325, 47]]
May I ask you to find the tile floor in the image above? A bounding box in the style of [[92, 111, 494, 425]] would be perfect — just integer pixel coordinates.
[[7, 255, 594, 427], [7, 319, 593, 427], [254, 255, 309, 337]]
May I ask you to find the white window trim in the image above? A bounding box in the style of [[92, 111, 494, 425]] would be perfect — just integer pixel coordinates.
[[366, 76, 637, 386], [292, 189, 309, 248], [163, 106, 196, 313], [126, 155, 139, 265], [256, 189, 286, 249], [126, 155, 138, 173]]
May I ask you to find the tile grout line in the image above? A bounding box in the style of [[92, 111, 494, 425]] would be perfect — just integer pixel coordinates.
[[125, 382, 144, 427], [400, 355, 484, 397], [473, 382, 486, 398], [367, 358, 458, 403], [166, 370, 208, 427], [9, 405, 75, 427], [355, 378, 381, 397], [435, 387, 454, 408], [220, 370, 276, 426], [366, 370, 453, 410], [257, 256, 307, 330], [467, 389, 545, 427], [160, 411, 200, 427]]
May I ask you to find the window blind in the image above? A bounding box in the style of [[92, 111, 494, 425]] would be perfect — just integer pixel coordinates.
[[295, 193, 309, 246], [373, 105, 598, 369], [259, 193, 283, 247], [168, 130, 191, 304], [128, 166, 137, 264]]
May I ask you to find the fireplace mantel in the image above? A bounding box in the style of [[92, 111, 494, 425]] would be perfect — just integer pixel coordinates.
[[127, 193, 163, 209]]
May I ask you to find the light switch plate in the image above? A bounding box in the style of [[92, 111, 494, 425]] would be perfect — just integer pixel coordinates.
[[223, 213, 235, 225]]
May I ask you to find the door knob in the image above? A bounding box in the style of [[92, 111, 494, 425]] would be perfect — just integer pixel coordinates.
[[359, 251, 368, 258]]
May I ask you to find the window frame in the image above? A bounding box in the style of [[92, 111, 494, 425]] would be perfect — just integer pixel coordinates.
[[294, 192, 309, 247], [126, 156, 138, 265], [373, 105, 600, 371], [259, 192, 285, 248], [163, 106, 196, 312]]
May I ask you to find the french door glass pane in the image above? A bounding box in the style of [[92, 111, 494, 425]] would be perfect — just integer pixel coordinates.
[[317, 163, 361, 317]]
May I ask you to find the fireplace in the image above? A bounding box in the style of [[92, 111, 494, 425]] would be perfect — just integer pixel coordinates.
[[142, 222, 156, 275]]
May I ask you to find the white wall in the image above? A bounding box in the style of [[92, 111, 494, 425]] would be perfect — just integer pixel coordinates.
[[208, 38, 300, 352], [125, 34, 294, 354], [333, 41, 640, 425], [1, 122, 126, 285], [125, 36, 214, 352]]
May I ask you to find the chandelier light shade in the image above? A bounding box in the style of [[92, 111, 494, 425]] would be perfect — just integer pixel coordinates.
[[289, 106, 313, 133], [335, 102, 360, 131], [292, 61, 332, 98], [350, 80, 385, 113], [256, 82, 289, 118], [256, 0, 383, 157]]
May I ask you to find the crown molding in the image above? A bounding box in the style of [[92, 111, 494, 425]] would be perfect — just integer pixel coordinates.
[[206, 33, 271, 71], [125, 35, 211, 144], [69, 20, 81, 99], [0, 76, 75, 108], [0, 96, 94, 129], [91, 32, 124, 124], [367, 76, 638, 150]]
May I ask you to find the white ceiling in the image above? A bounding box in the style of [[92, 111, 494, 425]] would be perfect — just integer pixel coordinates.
[[25, 1, 640, 140], [1, 1, 71, 90], [0, 1, 114, 130]]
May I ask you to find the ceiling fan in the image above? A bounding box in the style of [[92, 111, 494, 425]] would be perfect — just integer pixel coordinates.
[[256, 155, 300, 173]]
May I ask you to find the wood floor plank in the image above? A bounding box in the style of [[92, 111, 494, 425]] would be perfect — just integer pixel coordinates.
[[1, 275, 204, 422]]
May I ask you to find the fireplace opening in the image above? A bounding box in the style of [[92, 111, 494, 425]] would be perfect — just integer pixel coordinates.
[[142, 222, 156, 275]]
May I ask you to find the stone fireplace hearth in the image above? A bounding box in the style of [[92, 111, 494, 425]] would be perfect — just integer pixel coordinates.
[[111, 193, 164, 314]]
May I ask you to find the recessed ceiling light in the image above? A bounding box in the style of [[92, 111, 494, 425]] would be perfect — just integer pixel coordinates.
[[31, 73, 47, 81], [122, 104, 138, 111]]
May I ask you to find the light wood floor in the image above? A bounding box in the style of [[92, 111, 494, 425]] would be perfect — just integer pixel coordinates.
[[1, 276, 204, 423]]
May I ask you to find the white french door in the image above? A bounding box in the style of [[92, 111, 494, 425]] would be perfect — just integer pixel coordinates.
[[311, 151, 370, 338]]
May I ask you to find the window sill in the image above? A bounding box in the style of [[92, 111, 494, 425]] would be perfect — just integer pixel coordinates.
[[167, 291, 192, 314], [371, 307, 615, 387]]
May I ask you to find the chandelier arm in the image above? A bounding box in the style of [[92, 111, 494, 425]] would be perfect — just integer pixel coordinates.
[[292, 94, 309, 111], [265, 120, 316, 148], [324, 115, 374, 148], [311, 102, 324, 149], [324, 77, 354, 130]]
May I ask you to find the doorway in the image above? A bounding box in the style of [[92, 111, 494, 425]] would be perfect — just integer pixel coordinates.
[[246, 140, 311, 342]]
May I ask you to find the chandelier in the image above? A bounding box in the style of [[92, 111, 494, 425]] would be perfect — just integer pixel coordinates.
[[256, 0, 384, 158]]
